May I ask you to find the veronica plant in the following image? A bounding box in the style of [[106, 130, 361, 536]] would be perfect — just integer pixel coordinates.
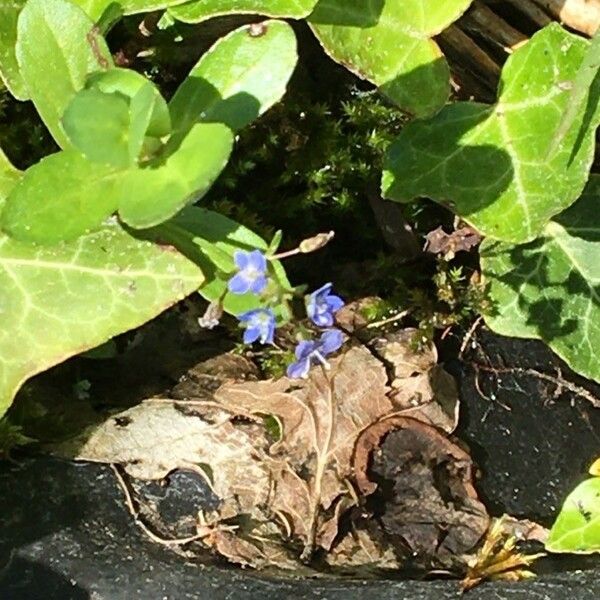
[[0, 0, 299, 417]]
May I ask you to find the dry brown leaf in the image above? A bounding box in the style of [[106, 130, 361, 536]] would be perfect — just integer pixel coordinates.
[[56, 401, 273, 520], [215, 346, 394, 559], [424, 225, 482, 259]]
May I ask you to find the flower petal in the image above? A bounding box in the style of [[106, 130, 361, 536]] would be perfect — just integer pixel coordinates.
[[325, 295, 345, 313], [238, 308, 259, 322], [228, 273, 251, 294], [249, 274, 268, 294], [312, 312, 334, 327], [320, 329, 344, 355], [295, 340, 316, 359], [243, 326, 261, 344], [233, 250, 249, 270], [312, 282, 333, 300], [247, 250, 267, 272], [287, 357, 311, 379]]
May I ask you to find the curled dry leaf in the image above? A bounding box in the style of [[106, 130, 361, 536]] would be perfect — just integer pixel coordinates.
[[424, 225, 482, 259]]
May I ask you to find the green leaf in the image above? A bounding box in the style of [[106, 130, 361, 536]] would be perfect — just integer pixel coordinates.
[[62, 89, 134, 168], [86, 68, 171, 140], [383, 24, 600, 243], [170, 0, 318, 23], [546, 477, 600, 554], [481, 176, 600, 383], [0, 0, 28, 100], [72, 0, 190, 21], [151, 207, 291, 317], [0, 222, 203, 417], [16, 0, 114, 149], [308, 0, 472, 118], [169, 20, 297, 139], [2, 151, 122, 244], [118, 122, 234, 228], [0, 148, 21, 211], [547, 28, 600, 158]]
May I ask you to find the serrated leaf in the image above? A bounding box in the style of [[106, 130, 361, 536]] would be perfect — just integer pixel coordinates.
[[308, 0, 472, 118], [0, 0, 28, 100], [481, 176, 600, 383], [383, 24, 600, 243], [0, 147, 21, 210], [169, 20, 297, 141], [151, 206, 291, 317], [0, 223, 203, 417], [62, 89, 133, 167], [2, 151, 122, 244], [170, 0, 318, 23], [16, 0, 114, 149], [546, 477, 600, 554], [118, 122, 233, 228]]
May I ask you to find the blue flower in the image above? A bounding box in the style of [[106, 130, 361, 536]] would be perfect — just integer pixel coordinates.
[[286, 329, 344, 379], [306, 283, 344, 327], [228, 250, 269, 295], [238, 308, 276, 344]]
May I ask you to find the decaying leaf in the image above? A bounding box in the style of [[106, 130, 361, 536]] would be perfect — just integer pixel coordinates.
[[54, 327, 473, 571], [424, 226, 482, 259], [354, 416, 489, 568], [215, 346, 394, 558]]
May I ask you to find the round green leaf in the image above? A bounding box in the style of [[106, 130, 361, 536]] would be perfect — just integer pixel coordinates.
[[481, 176, 600, 383], [169, 20, 297, 140], [547, 477, 600, 554], [308, 0, 473, 118], [0, 223, 203, 418], [2, 151, 122, 244], [170, 0, 318, 23], [383, 24, 600, 243], [118, 122, 234, 228], [62, 89, 133, 168], [0, 147, 21, 211], [16, 0, 114, 149], [0, 0, 28, 100], [72, 0, 191, 21]]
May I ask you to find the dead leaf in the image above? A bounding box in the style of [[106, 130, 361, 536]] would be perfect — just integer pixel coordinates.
[[215, 346, 394, 559], [424, 226, 482, 259], [354, 416, 489, 567]]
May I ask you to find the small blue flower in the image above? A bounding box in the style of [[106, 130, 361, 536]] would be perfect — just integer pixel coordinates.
[[238, 308, 276, 344], [228, 250, 269, 295], [286, 329, 344, 379], [306, 283, 344, 327]]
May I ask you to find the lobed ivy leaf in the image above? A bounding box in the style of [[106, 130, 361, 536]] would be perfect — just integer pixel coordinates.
[[71, 0, 190, 21], [383, 24, 600, 243], [0, 0, 28, 100], [0, 222, 203, 418], [2, 151, 122, 244], [150, 207, 291, 318], [481, 176, 600, 384], [0, 148, 21, 210], [16, 0, 114, 149], [170, 0, 318, 23], [169, 20, 297, 142], [546, 477, 600, 554], [308, 0, 473, 118], [118, 122, 234, 228]]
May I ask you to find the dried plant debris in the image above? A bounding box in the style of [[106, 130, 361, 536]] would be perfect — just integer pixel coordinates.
[[461, 516, 545, 591], [424, 225, 482, 259], [53, 328, 487, 573]]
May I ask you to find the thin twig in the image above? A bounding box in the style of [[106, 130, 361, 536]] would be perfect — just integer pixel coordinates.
[[366, 309, 410, 329], [459, 315, 483, 359]]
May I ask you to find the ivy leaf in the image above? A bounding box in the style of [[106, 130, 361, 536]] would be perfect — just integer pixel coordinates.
[[308, 0, 473, 118], [170, 0, 318, 23], [2, 151, 122, 244], [383, 24, 600, 243], [118, 122, 234, 229], [71, 0, 191, 21], [0, 148, 21, 210], [150, 206, 291, 317], [0, 0, 28, 100], [169, 20, 297, 141], [16, 0, 114, 149], [481, 176, 600, 383], [0, 223, 203, 418], [546, 477, 600, 554]]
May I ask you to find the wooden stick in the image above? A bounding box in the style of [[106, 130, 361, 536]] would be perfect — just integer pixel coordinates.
[[501, 0, 554, 29], [530, 0, 600, 36], [461, 1, 529, 52], [438, 25, 502, 90]]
